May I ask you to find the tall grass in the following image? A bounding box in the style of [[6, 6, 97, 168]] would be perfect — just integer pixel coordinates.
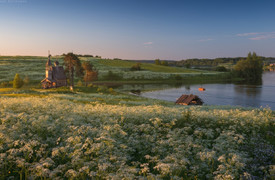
[[0, 92, 274, 179]]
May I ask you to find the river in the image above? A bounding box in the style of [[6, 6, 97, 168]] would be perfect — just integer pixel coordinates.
[[115, 72, 275, 110]]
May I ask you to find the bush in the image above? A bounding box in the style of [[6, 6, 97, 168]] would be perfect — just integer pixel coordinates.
[[175, 74, 183, 80], [104, 71, 122, 80], [130, 63, 141, 71], [77, 80, 83, 86], [13, 73, 24, 89], [184, 63, 191, 68], [214, 66, 228, 72], [0, 81, 9, 87], [23, 76, 30, 85]]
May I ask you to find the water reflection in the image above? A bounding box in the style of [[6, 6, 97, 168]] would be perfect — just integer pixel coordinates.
[[112, 72, 275, 109], [233, 85, 262, 108]]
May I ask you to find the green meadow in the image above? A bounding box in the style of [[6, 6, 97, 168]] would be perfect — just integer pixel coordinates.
[[0, 56, 229, 86], [0, 56, 274, 179]]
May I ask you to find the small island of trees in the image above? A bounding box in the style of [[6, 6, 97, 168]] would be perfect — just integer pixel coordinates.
[[234, 52, 263, 81]]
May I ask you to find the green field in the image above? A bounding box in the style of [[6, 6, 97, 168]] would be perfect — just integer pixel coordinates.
[[0, 56, 273, 179], [0, 56, 225, 85], [87, 58, 201, 73], [0, 87, 274, 179]]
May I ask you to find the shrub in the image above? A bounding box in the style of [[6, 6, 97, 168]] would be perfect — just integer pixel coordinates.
[[23, 76, 30, 85], [130, 63, 141, 71], [104, 71, 122, 80], [214, 66, 228, 72], [77, 80, 83, 86], [108, 88, 115, 94], [13, 73, 24, 89], [0, 81, 9, 87], [175, 74, 182, 80]]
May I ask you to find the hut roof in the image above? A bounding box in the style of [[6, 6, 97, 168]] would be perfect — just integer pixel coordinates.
[[175, 94, 203, 105]]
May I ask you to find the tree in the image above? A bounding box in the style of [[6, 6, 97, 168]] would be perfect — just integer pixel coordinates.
[[161, 60, 168, 66], [82, 61, 98, 86], [23, 76, 30, 85], [104, 71, 122, 80], [77, 80, 83, 86], [214, 66, 227, 72], [234, 52, 263, 80], [64, 53, 84, 89], [155, 59, 161, 65], [130, 63, 141, 71], [184, 63, 191, 68], [13, 73, 24, 89]]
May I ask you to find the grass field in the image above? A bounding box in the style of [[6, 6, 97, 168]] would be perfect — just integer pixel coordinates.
[[86, 58, 202, 73], [0, 56, 272, 179], [0, 56, 224, 85], [0, 87, 274, 179], [0, 56, 62, 83]]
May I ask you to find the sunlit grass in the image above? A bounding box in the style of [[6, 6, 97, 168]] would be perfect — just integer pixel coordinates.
[[90, 58, 203, 73], [0, 93, 273, 179]]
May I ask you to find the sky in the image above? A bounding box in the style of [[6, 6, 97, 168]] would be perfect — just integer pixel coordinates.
[[1, 0, 275, 60]]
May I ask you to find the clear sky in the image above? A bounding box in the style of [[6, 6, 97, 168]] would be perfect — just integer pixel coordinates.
[[1, 0, 275, 60]]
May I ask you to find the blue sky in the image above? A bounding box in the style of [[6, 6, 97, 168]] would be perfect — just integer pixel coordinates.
[[1, 0, 275, 60]]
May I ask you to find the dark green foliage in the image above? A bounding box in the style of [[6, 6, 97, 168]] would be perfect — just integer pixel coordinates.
[[155, 59, 168, 66], [214, 66, 228, 72], [75, 54, 94, 57], [184, 63, 191, 68], [82, 62, 98, 86], [130, 63, 141, 71], [160, 60, 168, 66], [173, 57, 251, 67], [23, 76, 30, 85], [174, 74, 182, 80], [13, 73, 24, 89], [104, 71, 122, 80], [234, 52, 263, 80], [0, 81, 9, 87], [82, 61, 93, 71], [155, 59, 161, 65], [64, 53, 84, 87]]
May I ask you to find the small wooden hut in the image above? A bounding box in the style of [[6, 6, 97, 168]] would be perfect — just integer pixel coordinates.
[[175, 94, 203, 105]]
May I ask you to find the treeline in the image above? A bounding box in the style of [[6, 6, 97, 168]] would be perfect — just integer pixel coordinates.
[[170, 57, 275, 67], [61, 53, 102, 58]]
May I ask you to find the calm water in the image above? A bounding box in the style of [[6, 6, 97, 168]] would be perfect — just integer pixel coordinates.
[[122, 72, 275, 110], [141, 72, 275, 110]]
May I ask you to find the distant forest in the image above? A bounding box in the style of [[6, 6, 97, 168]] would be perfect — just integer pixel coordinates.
[[169, 57, 275, 67]]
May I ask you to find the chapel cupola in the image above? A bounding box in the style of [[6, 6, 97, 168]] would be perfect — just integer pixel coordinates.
[[46, 54, 52, 68]]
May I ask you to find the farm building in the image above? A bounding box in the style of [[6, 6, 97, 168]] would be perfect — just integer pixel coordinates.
[[41, 55, 67, 89], [175, 94, 203, 105]]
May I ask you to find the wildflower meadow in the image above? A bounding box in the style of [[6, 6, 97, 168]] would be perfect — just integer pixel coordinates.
[[0, 95, 274, 179]]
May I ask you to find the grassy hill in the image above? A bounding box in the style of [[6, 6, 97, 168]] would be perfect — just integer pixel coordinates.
[[86, 58, 200, 73], [0, 56, 273, 179], [0, 56, 223, 85]]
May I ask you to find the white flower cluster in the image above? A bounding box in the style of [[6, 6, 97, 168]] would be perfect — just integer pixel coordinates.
[[0, 96, 274, 179]]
